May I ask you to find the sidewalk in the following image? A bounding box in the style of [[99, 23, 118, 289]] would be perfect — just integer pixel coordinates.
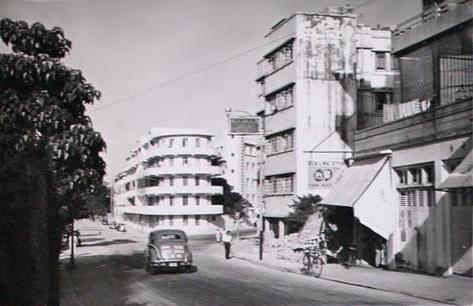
[[232, 241, 473, 306]]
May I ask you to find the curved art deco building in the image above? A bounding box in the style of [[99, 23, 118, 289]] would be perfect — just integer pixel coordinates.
[[113, 128, 224, 236]]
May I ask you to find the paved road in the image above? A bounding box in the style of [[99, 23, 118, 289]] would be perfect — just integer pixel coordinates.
[[60, 220, 440, 306]]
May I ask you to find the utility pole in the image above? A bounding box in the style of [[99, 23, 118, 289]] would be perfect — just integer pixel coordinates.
[[224, 108, 265, 260], [69, 218, 75, 269]]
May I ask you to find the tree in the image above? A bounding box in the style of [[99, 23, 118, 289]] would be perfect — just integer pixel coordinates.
[[0, 18, 106, 305], [286, 194, 323, 233], [211, 177, 251, 218]]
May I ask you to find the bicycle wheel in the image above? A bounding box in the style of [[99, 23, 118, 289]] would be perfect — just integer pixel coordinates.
[[310, 257, 323, 277], [302, 253, 312, 275]]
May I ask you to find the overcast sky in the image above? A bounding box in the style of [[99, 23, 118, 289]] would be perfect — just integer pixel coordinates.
[[0, 0, 421, 181]]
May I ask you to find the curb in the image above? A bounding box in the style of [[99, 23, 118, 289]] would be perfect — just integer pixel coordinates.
[[234, 254, 459, 305]]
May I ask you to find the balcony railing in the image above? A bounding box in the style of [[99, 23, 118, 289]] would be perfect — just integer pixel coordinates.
[[118, 205, 223, 215], [139, 185, 223, 195], [142, 166, 222, 177], [393, 0, 451, 36]]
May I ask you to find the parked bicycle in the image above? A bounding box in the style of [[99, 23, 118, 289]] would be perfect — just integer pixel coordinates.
[[333, 245, 358, 269], [293, 238, 325, 278]]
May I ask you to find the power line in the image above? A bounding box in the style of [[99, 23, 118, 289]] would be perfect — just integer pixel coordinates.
[[89, 0, 379, 114], [89, 32, 295, 113]]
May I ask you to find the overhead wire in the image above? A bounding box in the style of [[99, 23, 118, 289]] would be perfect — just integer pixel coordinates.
[[89, 0, 379, 114]]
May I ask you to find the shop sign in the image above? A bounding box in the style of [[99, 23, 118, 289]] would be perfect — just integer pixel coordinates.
[[308, 160, 346, 189]]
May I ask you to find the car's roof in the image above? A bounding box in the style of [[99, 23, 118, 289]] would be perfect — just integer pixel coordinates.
[[149, 229, 187, 236]]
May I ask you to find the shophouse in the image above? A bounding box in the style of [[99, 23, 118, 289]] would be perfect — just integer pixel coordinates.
[[324, 0, 472, 276], [256, 7, 395, 238], [113, 128, 224, 236]]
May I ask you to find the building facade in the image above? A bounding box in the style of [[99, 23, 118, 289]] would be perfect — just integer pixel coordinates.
[[256, 7, 395, 238], [113, 128, 224, 236], [324, 0, 472, 276], [221, 134, 260, 208]]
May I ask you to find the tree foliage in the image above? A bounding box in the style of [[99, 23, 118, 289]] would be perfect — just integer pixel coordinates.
[[286, 194, 323, 233], [211, 177, 251, 218], [0, 18, 106, 219]]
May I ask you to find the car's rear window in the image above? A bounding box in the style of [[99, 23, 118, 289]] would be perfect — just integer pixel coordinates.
[[160, 233, 182, 241]]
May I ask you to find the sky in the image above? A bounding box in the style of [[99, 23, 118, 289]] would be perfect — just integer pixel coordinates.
[[0, 0, 421, 181]]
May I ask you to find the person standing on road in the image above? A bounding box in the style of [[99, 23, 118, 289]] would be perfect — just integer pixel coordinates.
[[222, 230, 232, 259], [215, 229, 222, 243]]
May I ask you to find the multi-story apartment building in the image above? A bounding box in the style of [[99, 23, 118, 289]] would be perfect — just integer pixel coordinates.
[[113, 128, 224, 236], [324, 0, 472, 276], [221, 135, 260, 208], [256, 7, 395, 238]]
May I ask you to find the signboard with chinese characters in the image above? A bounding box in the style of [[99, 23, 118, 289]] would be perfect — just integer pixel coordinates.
[[308, 160, 346, 189], [229, 117, 261, 135]]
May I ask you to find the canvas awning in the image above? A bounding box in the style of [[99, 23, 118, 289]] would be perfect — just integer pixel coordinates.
[[322, 155, 397, 239], [439, 150, 473, 189]]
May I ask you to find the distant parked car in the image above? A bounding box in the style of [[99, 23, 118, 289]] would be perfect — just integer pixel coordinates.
[[109, 221, 118, 229], [144, 229, 193, 274], [117, 223, 126, 232], [102, 217, 109, 225]]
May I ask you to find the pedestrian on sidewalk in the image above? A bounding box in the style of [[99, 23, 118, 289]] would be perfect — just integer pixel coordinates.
[[215, 229, 222, 243], [375, 237, 386, 268], [222, 230, 233, 259]]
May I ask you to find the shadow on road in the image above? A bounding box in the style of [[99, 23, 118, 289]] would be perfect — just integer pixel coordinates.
[[150, 265, 199, 275], [80, 232, 102, 237], [86, 239, 137, 247], [82, 237, 105, 243]]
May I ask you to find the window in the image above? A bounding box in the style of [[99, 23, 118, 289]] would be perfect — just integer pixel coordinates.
[[195, 176, 200, 186], [168, 138, 174, 148], [266, 84, 294, 112], [183, 215, 188, 226], [195, 215, 200, 225], [264, 174, 295, 195], [183, 195, 188, 206], [182, 138, 188, 147], [182, 157, 189, 166], [266, 129, 294, 155], [231, 169, 235, 173], [168, 215, 174, 226], [264, 40, 294, 74], [231, 153, 235, 157], [169, 195, 174, 206], [206, 215, 211, 223], [195, 196, 200, 205], [410, 168, 420, 184], [374, 92, 392, 111], [169, 157, 174, 166], [169, 177, 174, 186], [183, 176, 188, 186], [246, 161, 249, 170], [195, 138, 200, 147], [375, 51, 387, 70]]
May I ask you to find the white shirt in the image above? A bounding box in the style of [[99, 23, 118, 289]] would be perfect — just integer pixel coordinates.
[[222, 232, 232, 243]]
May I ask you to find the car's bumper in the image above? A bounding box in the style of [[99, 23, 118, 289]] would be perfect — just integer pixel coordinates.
[[149, 260, 192, 268]]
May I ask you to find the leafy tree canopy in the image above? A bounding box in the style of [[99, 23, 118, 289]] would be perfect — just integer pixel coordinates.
[[0, 18, 106, 219], [286, 194, 323, 233], [211, 177, 251, 218]]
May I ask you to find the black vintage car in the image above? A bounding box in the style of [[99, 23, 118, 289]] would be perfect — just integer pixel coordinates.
[[144, 229, 193, 274]]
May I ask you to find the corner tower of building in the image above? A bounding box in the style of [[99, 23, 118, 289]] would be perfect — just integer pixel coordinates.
[[113, 128, 224, 236]]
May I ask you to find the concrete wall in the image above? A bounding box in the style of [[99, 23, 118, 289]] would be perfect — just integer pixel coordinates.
[[390, 136, 471, 275], [355, 98, 473, 154]]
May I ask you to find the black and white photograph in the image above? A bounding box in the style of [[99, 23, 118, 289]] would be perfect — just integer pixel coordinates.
[[0, 0, 472, 305]]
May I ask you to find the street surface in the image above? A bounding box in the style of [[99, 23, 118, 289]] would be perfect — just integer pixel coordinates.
[[60, 220, 441, 306]]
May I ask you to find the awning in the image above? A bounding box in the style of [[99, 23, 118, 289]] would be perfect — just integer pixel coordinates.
[[439, 150, 473, 189], [322, 155, 397, 239]]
